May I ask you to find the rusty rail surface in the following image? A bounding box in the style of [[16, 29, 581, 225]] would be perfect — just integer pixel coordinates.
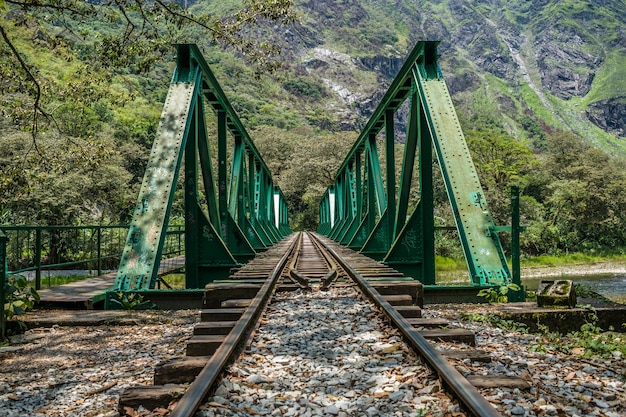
[[168, 234, 298, 417], [311, 233, 503, 417], [168, 231, 502, 417]]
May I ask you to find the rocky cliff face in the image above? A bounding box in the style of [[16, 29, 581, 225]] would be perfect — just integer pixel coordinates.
[[587, 98, 626, 137], [283, 0, 626, 149]]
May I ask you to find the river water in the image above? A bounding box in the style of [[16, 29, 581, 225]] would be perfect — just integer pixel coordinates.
[[522, 273, 626, 300]]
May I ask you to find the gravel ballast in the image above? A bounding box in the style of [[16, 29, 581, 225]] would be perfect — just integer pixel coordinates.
[[199, 285, 459, 417], [0, 311, 197, 417], [0, 296, 625, 416]]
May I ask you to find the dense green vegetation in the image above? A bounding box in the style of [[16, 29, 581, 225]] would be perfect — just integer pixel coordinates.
[[1, 0, 626, 263]]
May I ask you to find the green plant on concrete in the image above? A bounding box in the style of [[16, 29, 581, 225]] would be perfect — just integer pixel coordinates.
[[565, 313, 626, 359], [109, 292, 156, 311], [464, 310, 626, 360], [477, 283, 521, 303], [461, 312, 528, 334], [530, 313, 626, 359], [528, 323, 563, 354], [497, 319, 528, 333], [4, 274, 39, 323]]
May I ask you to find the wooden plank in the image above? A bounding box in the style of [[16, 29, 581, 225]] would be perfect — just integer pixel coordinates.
[[203, 283, 261, 308], [194, 321, 237, 335], [221, 299, 252, 308], [154, 357, 210, 385], [383, 294, 413, 306], [394, 305, 422, 318], [118, 385, 186, 414], [406, 317, 449, 328], [186, 335, 226, 356], [200, 308, 245, 322], [371, 281, 424, 303], [418, 328, 476, 345]]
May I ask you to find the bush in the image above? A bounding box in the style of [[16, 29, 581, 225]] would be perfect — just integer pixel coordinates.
[[3, 275, 40, 338]]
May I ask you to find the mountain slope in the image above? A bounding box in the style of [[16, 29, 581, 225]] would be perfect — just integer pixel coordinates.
[[256, 0, 626, 154]]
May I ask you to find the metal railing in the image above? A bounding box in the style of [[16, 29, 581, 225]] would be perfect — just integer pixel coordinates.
[[0, 225, 184, 290], [1, 230, 7, 340]]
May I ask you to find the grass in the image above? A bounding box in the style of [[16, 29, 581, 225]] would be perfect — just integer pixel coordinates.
[[521, 252, 626, 267], [583, 49, 626, 106], [435, 256, 465, 272], [23, 272, 187, 289], [157, 273, 187, 289], [23, 274, 95, 289], [434, 251, 626, 284]]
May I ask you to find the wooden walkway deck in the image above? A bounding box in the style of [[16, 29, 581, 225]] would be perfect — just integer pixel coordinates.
[[37, 255, 186, 309]]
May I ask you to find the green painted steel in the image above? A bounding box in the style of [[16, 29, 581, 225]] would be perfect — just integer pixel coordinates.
[[0, 230, 7, 340], [115, 44, 290, 291], [509, 185, 525, 301], [414, 52, 510, 285], [116, 80, 196, 290], [318, 41, 511, 287]]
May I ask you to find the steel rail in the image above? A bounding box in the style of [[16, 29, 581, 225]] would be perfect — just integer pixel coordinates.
[[305, 231, 338, 272], [288, 232, 311, 288], [305, 231, 339, 289], [169, 233, 299, 417], [312, 233, 503, 417]]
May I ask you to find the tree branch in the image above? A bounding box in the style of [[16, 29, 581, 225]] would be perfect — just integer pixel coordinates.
[[153, 0, 217, 35], [5, 0, 90, 15], [0, 23, 47, 152]]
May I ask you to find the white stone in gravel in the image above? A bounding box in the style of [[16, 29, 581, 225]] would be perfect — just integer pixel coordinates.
[[211, 395, 228, 405], [365, 406, 378, 416], [563, 405, 579, 415], [246, 374, 268, 384], [418, 383, 440, 394]]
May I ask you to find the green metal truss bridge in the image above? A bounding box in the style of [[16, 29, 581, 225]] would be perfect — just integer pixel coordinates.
[[316, 41, 522, 295], [0, 41, 524, 316], [113, 44, 291, 292]]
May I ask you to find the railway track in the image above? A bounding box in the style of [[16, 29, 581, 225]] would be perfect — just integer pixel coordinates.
[[119, 232, 530, 417]]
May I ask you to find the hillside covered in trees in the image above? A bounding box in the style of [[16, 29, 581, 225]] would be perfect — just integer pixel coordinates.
[[1, 0, 626, 259]]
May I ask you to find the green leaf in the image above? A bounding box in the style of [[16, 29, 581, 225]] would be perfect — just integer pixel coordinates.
[[30, 287, 41, 302]]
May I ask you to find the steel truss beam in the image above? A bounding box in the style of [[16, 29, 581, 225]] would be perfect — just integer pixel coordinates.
[[318, 41, 511, 286], [115, 44, 290, 291]]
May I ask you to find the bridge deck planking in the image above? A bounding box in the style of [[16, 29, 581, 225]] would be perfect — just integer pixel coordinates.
[[37, 255, 185, 308]]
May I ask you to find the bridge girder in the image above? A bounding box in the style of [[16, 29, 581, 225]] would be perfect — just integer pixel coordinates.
[[114, 44, 290, 291], [318, 41, 518, 289]]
